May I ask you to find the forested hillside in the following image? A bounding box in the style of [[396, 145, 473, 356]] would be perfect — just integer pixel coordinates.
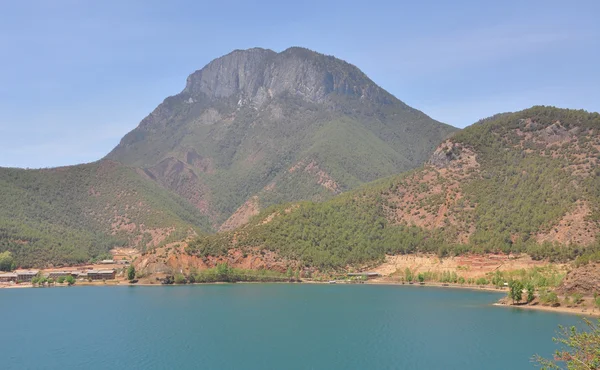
[[186, 107, 600, 269], [0, 160, 211, 267]]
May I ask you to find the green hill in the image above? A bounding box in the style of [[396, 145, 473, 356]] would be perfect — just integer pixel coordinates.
[[0, 161, 211, 267], [186, 107, 600, 269]]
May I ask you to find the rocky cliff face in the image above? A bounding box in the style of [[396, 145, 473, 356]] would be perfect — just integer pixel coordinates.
[[557, 263, 600, 295], [106, 47, 456, 229], [182, 47, 394, 107]]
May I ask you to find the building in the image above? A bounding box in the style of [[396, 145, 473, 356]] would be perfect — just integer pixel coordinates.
[[15, 270, 39, 282], [347, 272, 381, 279], [0, 273, 17, 282], [100, 259, 115, 264], [87, 269, 116, 280], [46, 271, 75, 279]]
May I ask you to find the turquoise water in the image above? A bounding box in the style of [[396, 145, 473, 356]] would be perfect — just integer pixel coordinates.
[[0, 284, 579, 369]]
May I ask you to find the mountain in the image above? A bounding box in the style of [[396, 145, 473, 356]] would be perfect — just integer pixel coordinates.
[[184, 106, 600, 270], [0, 47, 456, 268], [0, 161, 211, 267], [106, 47, 456, 229]]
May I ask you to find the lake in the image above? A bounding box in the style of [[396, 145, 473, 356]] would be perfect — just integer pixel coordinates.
[[0, 284, 579, 369]]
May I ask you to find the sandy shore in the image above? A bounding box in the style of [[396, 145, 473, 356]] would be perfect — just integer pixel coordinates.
[[367, 279, 508, 293], [493, 302, 600, 317]]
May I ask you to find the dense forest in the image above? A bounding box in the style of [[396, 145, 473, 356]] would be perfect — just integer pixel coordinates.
[[0, 161, 211, 267], [187, 107, 600, 269]]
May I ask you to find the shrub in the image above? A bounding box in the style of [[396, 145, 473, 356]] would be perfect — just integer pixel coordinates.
[[65, 275, 75, 285], [475, 278, 488, 286], [571, 293, 584, 305], [540, 290, 559, 306]]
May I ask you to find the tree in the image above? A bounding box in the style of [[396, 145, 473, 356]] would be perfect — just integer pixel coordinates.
[[508, 280, 524, 304], [127, 265, 136, 281], [526, 282, 535, 303], [476, 277, 489, 286], [417, 273, 425, 283], [404, 268, 413, 282], [286, 267, 293, 280], [0, 251, 15, 271], [65, 275, 75, 285], [57, 276, 66, 284], [174, 274, 186, 284], [216, 263, 231, 282], [534, 318, 600, 369], [492, 271, 504, 288]]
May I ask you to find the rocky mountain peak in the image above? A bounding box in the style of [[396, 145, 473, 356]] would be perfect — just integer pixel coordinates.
[[182, 47, 393, 106]]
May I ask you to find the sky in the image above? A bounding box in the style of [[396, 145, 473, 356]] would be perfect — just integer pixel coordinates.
[[1, 0, 599, 168]]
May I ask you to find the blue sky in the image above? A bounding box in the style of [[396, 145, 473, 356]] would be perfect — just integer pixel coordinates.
[[1, 0, 599, 168]]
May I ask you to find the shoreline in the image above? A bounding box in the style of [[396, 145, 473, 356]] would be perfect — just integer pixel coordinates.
[[493, 302, 600, 317], [366, 279, 508, 293], [3, 279, 597, 318]]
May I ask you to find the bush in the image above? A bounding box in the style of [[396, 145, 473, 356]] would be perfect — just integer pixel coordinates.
[[65, 275, 75, 285], [174, 274, 187, 284], [57, 276, 65, 284], [571, 293, 584, 305], [475, 278, 488, 286], [540, 290, 559, 306]]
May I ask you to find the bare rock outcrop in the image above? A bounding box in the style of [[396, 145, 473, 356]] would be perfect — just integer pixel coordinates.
[[556, 263, 600, 296]]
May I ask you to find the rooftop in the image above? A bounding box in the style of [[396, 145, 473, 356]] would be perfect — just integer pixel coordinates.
[[87, 269, 115, 274], [15, 270, 39, 275], [347, 272, 380, 276]]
